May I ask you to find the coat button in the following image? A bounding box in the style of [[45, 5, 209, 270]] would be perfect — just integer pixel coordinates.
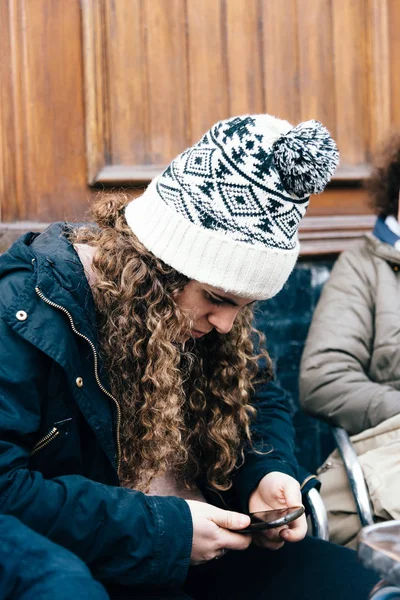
[[76, 377, 84, 388], [16, 310, 28, 321]]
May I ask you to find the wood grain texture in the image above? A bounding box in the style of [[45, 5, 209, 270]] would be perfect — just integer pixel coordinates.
[[388, 0, 400, 127], [2, 0, 95, 222], [367, 0, 391, 150], [297, 0, 336, 132], [83, 0, 386, 183], [0, 0, 22, 221], [332, 0, 370, 166], [3, 0, 399, 256], [105, 0, 147, 164], [225, 0, 264, 115], [299, 214, 376, 254], [186, 0, 229, 139], [262, 0, 300, 124], [144, 0, 189, 163], [82, 0, 110, 184]]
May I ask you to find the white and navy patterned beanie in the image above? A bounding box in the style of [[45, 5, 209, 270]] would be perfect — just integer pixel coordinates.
[[125, 114, 339, 299]]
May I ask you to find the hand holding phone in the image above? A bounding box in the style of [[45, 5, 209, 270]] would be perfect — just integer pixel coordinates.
[[231, 506, 305, 534]]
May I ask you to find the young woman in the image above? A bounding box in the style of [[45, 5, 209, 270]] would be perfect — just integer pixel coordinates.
[[0, 114, 378, 599]]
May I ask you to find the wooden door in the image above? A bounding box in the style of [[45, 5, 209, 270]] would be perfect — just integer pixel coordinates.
[[2, 0, 400, 254]]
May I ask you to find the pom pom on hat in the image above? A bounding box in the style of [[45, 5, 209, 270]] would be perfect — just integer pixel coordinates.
[[273, 120, 339, 197]]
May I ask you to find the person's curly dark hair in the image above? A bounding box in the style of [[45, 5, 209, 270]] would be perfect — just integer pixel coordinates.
[[70, 192, 273, 493], [366, 132, 400, 217]]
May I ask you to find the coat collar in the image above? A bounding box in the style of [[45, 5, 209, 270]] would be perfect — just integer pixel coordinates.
[[30, 223, 98, 343], [372, 216, 400, 249], [365, 223, 400, 266], [0, 222, 99, 346]]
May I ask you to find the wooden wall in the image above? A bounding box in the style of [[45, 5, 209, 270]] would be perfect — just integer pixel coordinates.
[[1, 0, 400, 253]]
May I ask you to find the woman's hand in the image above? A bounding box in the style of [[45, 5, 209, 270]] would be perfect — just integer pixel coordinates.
[[248, 472, 307, 550], [185, 500, 251, 565]]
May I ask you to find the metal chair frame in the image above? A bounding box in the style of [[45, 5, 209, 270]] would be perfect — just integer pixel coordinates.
[[307, 487, 329, 540], [331, 426, 374, 527]]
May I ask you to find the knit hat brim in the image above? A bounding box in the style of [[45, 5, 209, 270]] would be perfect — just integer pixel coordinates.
[[125, 179, 299, 300]]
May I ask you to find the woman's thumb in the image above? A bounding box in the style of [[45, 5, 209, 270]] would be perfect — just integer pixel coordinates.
[[210, 507, 250, 530]]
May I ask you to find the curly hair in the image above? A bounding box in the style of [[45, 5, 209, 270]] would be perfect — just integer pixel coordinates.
[[71, 192, 272, 492], [366, 131, 400, 217]]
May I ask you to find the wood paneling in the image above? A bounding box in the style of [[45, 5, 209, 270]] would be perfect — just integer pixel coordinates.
[[225, 1, 264, 115], [297, 0, 335, 131], [81, 0, 111, 186], [80, 0, 390, 252], [299, 214, 376, 255], [388, 0, 400, 126], [368, 0, 391, 150], [0, 0, 20, 222], [2, 0, 400, 255], [82, 0, 395, 184], [332, 0, 369, 167], [0, 0, 95, 223], [262, 0, 299, 125], [81, 0, 383, 186], [186, 1, 228, 139]]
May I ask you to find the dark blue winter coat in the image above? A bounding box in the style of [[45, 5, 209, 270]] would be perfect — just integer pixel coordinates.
[[0, 515, 109, 600], [0, 223, 298, 589]]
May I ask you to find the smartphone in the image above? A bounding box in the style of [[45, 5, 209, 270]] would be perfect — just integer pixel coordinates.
[[233, 506, 305, 534]]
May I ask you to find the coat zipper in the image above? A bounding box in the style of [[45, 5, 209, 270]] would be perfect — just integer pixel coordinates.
[[35, 286, 121, 471], [30, 427, 60, 456]]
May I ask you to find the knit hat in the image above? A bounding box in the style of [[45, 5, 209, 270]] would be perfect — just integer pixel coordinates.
[[125, 114, 339, 300]]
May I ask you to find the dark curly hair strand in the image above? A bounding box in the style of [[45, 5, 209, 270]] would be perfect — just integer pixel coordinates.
[[366, 131, 400, 218]]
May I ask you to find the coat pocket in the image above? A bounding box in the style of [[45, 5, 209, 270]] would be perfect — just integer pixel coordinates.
[[30, 418, 72, 456], [317, 453, 360, 548]]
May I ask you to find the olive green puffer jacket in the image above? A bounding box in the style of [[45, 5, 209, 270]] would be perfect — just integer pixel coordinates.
[[300, 233, 400, 435]]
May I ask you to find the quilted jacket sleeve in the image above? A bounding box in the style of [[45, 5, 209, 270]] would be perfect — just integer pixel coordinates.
[[300, 244, 400, 435]]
